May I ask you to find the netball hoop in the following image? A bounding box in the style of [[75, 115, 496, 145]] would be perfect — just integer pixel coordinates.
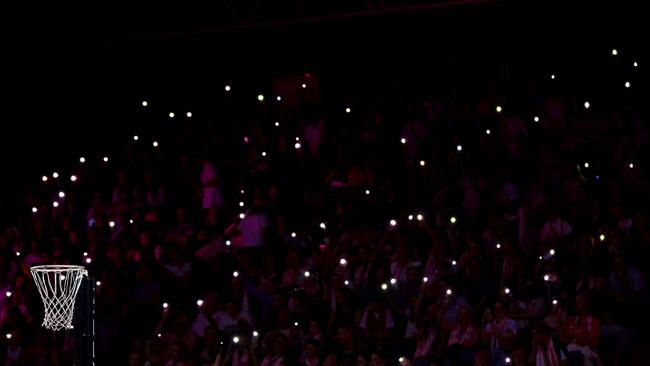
[[31, 265, 96, 366]]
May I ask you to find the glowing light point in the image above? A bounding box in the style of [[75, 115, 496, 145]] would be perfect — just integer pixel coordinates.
[[611, 48, 618, 56], [233, 336, 239, 344], [239, 201, 245, 207], [85, 257, 92, 264], [52, 201, 59, 208], [390, 278, 397, 285], [456, 145, 463, 152], [416, 214, 424, 221], [584, 162, 589, 168], [423, 277, 428, 283], [276, 96, 282, 101], [505, 357, 511, 364], [42, 175, 48, 182], [58, 191, 65, 198], [291, 232, 297, 238], [446, 289, 452, 296], [153, 141, 159, 147], [504, 288, 510, 294], [257, 94, 264, 102], [169, 112, 175, 118], [496, 106, 502, 113], [486, 129, 491, 135], [109, 221, 115, 228], [629, 163, 634, 169], [551, 74, 556, 80], [401, 138, 407, 144], [320, 222, 326, 230], [344, 280, 350, 286], [534, 116, 540, 122], [274, 121, 280, 127], [186, 112, 192, 118], [599, 234, 605, 242], [103, 156, 109, 162], [239, 213, 246, 219], [552, 299, 558, 305], [6, 334, 12, 340], [142, 100, 148, 107], [452, 260, 457, 266], [381, 283, 388, 291], [544, 275, 550, 281], [233, 271, 239, 278], [70, 175, 77, 182], [197, 299, 204, 307], [96, 281, 101, 286], [32, 207, 38, 213], [295, 142, 301, 149], [450, 216, 457, 224], [304, 271, 311, 278], [625, 81, 631, 88], [5, 291, 11, 298], [365, 189, 370, 195], [225, 85, 231, 92], [496, 243, 501, 249], [253, 331, 259, 337], [549, 249, 555, 256], [339, 258, 348, 266], [584, 101, 590, 110], [389, 219, 397, 227], [419, 160, 426, 166], [226, 240, 231, 246], [52, 172, 59, 179], [633, 61, 638, 68], [301, 83, 307, 89], [345, 107, 351, 114], [133, 135, 139, 141], [79, 157, 86, 163]]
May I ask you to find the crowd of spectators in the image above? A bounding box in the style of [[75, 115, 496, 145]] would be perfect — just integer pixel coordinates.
[[1, 58, 648, 366]]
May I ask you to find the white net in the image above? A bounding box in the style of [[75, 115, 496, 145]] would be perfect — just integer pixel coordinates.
[[30, 265, 87, 331]]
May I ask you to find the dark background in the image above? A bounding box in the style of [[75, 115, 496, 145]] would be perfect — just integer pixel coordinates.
[[1, 0, 647, 221]]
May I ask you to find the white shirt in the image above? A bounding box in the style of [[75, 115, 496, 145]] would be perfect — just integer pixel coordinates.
[[239, 213, 268, 248], [213, 310, 255, 334]]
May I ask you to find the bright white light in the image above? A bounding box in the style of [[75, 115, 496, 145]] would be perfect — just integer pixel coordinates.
[[633, 61, 638, 67], [504, 288, 510, 294], [365, 189, 370, 195], [584, 162, 589, 168], [232, 336, 240, 344], [398, 357, 405, 363], [15, 252, 20, 257], [539, 256, 543, 260], [625, 81, 631, 88], [262, 151, 267, 157], [295, 137, 300, 141], [186, 112, 192, 118], [496, 243, 501, 249], [534, 116, 540, 122], [226, 240, 231, 246], [552, 299, 558, 305], [157, 333, 162, 338], [450, 216, 457, 224], [612, 48, 618, 56], [304, 271, 311, 278], [423, 277, 428, 283], [233, 271, 239, 278], [551, 74, 556, 80], [345, 107, 351, 114], [70, 175, 77, 182], [239, 213, 246, 219], [584, 101, 590, 109], [416, 214, 424, 221], [129, 219, 134, 224], [344, 280, 350, 286], [301, 83, 307, 88], [239, 201, 245, 207], [109, 220, 115, 228], [42, 175, 48, 182], [240, 189, 245, 194], [5, 291, 11, 298], [339, 258, 347, 266], [96, 281, 101, 286], [103, 156, 109, 162], [32, 207, 38, 213], [274, 122, 280, 127], [153, 141, 159, 147], [169, 112, 175, 118], [79, 157, 86, 163], [276, 96, 282, 101], [446, 289, 452, 296], [142, 100, 148, 107], [85, 257, 92, 264], [133, 135, 139, 141], [544, 275, 550, 281], [408, 215, 414, 221], [52, 172, 59, 179], [59, 191, 65, 198], [389, 219, 397, 227], [295, 142, 301, 149], [60, 275, 66, 281], [320, 222, 326, 229], [549, 249, 555, 256], [52, 201, 59, 208], [599, 234, 605, 242], [197, 299, 204, 307], [294, 322, 299, 327], [381, 283, 388, 291], [291, 232, 297, 238], [496, 106, 502, 113], [225, 85, 231, 92], [84, 252, 88, 256], [5, 334, 11, 340], [257, 94, 264, 102], [253, 331, 259, 337], [505, 357, 511, 364], [419, 160, 426, 167], [629, 163, 634, 169], [401, 138, 407, 144], [390, 278, 397, 285], [456, 145, 463, 152], [452, 260, 457, 266], [486, 129, 491, 135]]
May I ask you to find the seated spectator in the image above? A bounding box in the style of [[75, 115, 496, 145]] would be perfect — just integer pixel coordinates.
[[561, 295, 601, 366], [482, 301, 518, 350], [443, 304, 478, 366], [531, 321, 568, 366]]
